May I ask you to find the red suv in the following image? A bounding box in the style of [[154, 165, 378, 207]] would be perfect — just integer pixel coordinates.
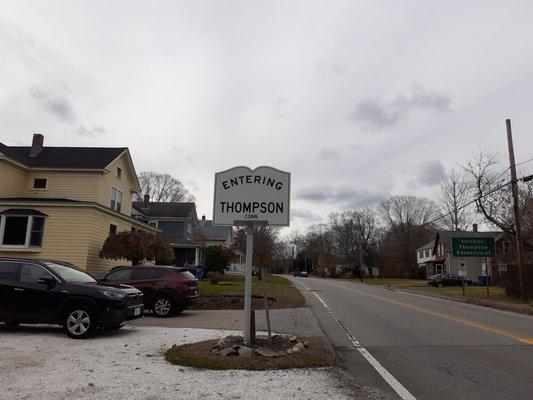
[[102, 266, 198, 317]]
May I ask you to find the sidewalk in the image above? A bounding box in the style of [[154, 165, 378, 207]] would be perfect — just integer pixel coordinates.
[[131, 307, 325, 336]]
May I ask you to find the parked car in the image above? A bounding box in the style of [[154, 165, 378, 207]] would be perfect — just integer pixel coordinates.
[[427, 273, 465, 287], [0, 258, 144, 339], [299, 271, 309, 278], [101, 265, 199, 317], [293, 270, 301, 277]]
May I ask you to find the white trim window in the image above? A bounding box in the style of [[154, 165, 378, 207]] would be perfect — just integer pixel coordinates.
[[32, 177, 48, 190], [0, 214, 46, 250], [110, 187, 123, 213]]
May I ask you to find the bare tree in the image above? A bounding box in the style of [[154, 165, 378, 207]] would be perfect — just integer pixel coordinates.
[[134, 171, 194, 202], [438, 169, 475, 231], [329, 208, 380, 278], [462, 150, 533, 236], [377, 196, 439, 278]]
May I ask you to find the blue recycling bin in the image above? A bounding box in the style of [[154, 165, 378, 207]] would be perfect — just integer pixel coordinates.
[[478, 276, 491, 286], [195, 267, 204, 280]]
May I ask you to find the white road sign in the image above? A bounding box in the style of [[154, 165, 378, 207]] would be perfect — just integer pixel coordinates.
[[213, 166, 290, 226]]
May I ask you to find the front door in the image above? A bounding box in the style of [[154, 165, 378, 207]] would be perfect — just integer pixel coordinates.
[[13, 263, 66, 323]]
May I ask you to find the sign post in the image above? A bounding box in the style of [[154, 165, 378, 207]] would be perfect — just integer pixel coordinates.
[[244, 224, 254, 344], [213, 166, 290, 345]]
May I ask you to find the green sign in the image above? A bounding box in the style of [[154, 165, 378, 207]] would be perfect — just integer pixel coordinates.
[[452, 237, 495, 258]]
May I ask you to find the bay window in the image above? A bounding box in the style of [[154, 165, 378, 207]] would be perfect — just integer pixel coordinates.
[[0, 210, 46, 249]]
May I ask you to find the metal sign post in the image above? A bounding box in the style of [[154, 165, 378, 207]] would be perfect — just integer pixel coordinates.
[[244, 224, 254, 345]]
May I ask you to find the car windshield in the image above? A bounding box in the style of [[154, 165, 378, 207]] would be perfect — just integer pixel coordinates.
[[44, 262, 97, 283]]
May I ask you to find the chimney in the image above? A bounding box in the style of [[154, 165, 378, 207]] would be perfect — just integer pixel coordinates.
[[29, 133, 44, 157], [473, 223, 478, 233], [202, 215, 206, 221], [143, 194, 150, 206]]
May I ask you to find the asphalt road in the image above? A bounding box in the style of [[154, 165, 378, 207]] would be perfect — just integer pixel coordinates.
[[288, 276, 533, 400]]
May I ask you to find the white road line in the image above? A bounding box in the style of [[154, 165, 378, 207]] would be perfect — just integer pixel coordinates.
[[294, 279, 417, 400]]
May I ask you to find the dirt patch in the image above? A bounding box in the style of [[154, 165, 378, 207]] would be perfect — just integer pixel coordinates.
[[190, 294, 277, 310], [165, 335, 336, 370]]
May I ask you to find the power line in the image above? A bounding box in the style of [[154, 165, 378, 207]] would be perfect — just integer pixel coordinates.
[[428, 174, 532, 227]]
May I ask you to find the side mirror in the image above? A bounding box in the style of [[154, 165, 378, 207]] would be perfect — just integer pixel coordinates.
[[100, 276, 107, 282], [38, 276, 57, 287]]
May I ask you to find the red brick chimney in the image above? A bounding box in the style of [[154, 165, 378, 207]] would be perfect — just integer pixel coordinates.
[[473, 223, 478, 233], [143, 194, 150, 206], [29, 133, 44, 157]]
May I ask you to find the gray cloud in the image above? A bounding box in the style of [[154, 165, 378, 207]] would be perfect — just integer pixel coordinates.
[[77, 125, 106, 136], [313, 60, 344, 78], [351, 83, 451, 129], [407, 159, 446, 188], [291, 208, 322, 223], [318, 148, 341, 162], [268, 98, 289, 119], [30, 87, 75, 122], [297, 185, 388, 208], [186, 179, 200, 191], [171, 145, 193, 163]]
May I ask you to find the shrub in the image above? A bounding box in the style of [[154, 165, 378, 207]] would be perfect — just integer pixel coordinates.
[[206, 272, 222, 285]]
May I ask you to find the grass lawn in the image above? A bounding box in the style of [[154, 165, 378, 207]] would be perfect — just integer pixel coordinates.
[[411, 285, 507, 300], [339, 275, 532, 313], [199, 275, 305, 309], [402, 284, 533, 313]]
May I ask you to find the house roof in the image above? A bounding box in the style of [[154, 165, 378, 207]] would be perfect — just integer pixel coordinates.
[[417, 240, 435, 252], [0, 197, 84, 203], [0, 142, 127, 169], [0, 208, 48, 217], [433, 230, 503, 254], [132, 202, 198, 220], [198, 220, 232, 241]]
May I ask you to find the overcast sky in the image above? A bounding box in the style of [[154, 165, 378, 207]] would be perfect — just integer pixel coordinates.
[[1, 1, 533, 232]]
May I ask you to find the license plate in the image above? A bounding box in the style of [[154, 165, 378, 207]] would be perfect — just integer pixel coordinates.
[[134, 307, 141, 316]]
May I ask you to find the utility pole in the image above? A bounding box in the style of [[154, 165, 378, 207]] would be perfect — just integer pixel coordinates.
[[506, 119, 528, 302], [359, 237, 364, 282]]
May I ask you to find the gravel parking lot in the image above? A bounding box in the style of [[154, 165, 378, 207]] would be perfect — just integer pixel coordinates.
[[0, 324, 362, 400]]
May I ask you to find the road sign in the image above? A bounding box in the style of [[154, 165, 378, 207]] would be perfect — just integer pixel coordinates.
[[212, 166, 290, 345], [458, 270, 467, 277], [452, 237, 495, 258], [213, 166, 290, 226]]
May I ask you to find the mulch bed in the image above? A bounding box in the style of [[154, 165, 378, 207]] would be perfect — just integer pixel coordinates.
[[165, 335, 336, 370], [190, 295, 277, 310]]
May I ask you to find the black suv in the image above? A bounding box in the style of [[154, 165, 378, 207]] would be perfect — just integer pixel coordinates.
[[0, 258, 144, 338]]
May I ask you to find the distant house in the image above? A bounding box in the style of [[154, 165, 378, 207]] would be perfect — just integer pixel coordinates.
[[416, 240, 440, 276], [132, 199, 201, 267], [430, 226, 502, 281], [0, 134, 158, 274], [197, 215, 233, 247]]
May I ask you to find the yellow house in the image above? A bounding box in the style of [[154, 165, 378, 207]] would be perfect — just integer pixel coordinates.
[[0, 134, 158, 275]]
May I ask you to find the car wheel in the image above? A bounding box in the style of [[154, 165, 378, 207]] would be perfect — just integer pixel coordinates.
[[152, 295, 174, 318], [63, 305, 95, 339]]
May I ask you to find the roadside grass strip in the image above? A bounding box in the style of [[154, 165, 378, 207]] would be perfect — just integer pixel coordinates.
[[295, 280, 417, 400]]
